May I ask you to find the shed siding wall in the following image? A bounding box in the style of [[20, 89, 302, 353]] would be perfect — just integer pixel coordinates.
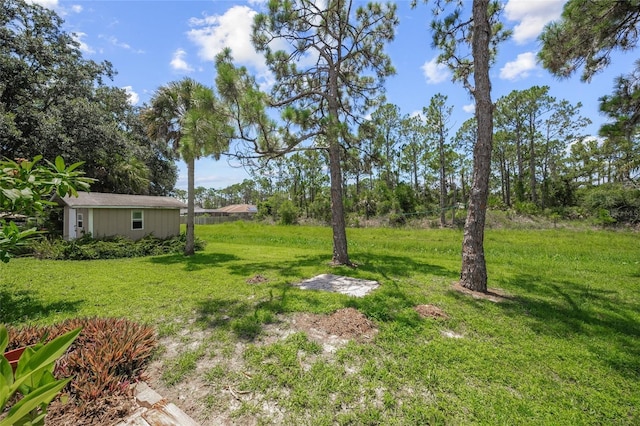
[[91, 208, 180, 240], [63, 206, 70, 240]]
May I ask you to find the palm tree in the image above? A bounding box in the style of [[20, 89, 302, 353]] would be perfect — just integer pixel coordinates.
[[143, 78, 233, 255]]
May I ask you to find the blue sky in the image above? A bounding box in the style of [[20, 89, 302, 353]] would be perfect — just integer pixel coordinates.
[[33, 0, 638, 190]]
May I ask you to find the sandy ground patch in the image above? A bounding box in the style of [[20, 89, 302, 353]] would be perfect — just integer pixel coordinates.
[[293, 274, 380, 297]]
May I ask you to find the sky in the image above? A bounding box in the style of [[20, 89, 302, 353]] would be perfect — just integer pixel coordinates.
[[30, 0, 638, 190]]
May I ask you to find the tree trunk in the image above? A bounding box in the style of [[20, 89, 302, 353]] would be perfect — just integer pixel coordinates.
[[327, 69, 350, 266], [506, 162, 511, 206], [439, 130, 447, 228], [184, 157, 195, 256], [529, 118, 537, 203], [413, 156, 419, 194], [460, 0, 492, 293], [499, 154, 507, 205], [515, 113, 525, 203], [461, 169, 467, 202], [450, 178, 456, 226], [329, 139, 350, 265]]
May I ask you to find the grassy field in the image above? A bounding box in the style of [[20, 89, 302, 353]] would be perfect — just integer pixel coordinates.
[[1, 222, 639, 424]]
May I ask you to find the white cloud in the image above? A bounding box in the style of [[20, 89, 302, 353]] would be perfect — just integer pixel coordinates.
[[188, 6, 262, 68], [26, 0, 58, 8], [421, 57, 451, 84], [462, 103, 475, 114], [500, 52, 537, 80], [27, 0, 82, 16], [123, 86, 139, 105], [99, 35, 144, 54], [72, 32, 94, 54], [170, 49, 194, 72], [187, 5, 285, 89], [505, 0, 566, 44], [102, 35, 129, 50]]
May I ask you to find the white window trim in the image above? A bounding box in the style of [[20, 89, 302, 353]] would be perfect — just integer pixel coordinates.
[[77, 213, 84, 229], [131, 210, 144, 231]]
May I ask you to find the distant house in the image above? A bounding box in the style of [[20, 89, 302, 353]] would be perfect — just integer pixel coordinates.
[[179, 207, 218, 216], [180, 204, 257, 225], [180, 204, 257, 218], [55, 193, 186, 241], [213, 204, 258, 217]]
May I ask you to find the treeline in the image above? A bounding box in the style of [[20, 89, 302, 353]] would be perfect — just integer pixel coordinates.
[[188, 86, 640, 226]]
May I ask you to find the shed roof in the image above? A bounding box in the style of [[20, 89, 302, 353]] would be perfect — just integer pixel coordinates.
[[56, 192, 186, 209]]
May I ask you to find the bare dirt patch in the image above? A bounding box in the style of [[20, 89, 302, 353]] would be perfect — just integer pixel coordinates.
[[451, 282, 512, 303], [293, 307, 378, 342], [142, 307, 379, 425], [246, 274, 268, 284], [414, 304, 449, 319]]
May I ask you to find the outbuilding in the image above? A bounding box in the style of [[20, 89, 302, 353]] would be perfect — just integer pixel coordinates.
[[55, 192, 186, 241]]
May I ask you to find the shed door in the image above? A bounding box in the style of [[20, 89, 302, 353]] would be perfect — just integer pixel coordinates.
[[76, 209, 88, 237]]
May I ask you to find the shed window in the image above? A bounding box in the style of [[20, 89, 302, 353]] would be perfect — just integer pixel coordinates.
[[77, 213, 84, 228], [132, 211, 144, 230]]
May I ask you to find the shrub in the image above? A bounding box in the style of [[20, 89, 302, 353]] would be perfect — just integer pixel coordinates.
[[388, 213, 406, 227], [593, 208, 616, 227], [513, 201, 539, 215], [278, 200, 299, 225], [487, 195, 507, 210], [394, 182, 417, 214], [29, 238, 66, 260], [6, 318, 156, 412], [255, 199, 274, 220], [308, 198, 331, 223], [580, 183, 640, 224], [30, 233, 205, 260]]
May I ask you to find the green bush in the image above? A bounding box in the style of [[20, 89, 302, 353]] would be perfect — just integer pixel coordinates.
[[593, 208, 616, 227], [580, 183, 640, 224], [278, 200, 299, 225], [394, 182, 417, 214], [388, 213, 406, 227], [308, 198, 331, 223], [30, 233, 206, 260], [255, 199, 274, 220], [513, 201, 539, 215]]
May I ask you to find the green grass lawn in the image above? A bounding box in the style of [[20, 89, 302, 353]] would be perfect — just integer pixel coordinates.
[[1, 222, 639, 424]]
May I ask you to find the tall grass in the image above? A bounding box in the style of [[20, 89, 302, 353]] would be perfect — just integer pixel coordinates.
[[1, 222, 638, 424]]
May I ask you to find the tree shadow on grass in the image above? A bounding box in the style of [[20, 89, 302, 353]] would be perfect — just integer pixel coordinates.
[[196, 297, 252, 329], [225, 254, 333, 279], [345, 281, 420, 324], [453, 273, 640, 377], [354, 253, 458, 281], [147, 252, 240, 271], [194, 287, 293, 341], [0, 288, 82, 324], [226, 251, 457, 283]]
